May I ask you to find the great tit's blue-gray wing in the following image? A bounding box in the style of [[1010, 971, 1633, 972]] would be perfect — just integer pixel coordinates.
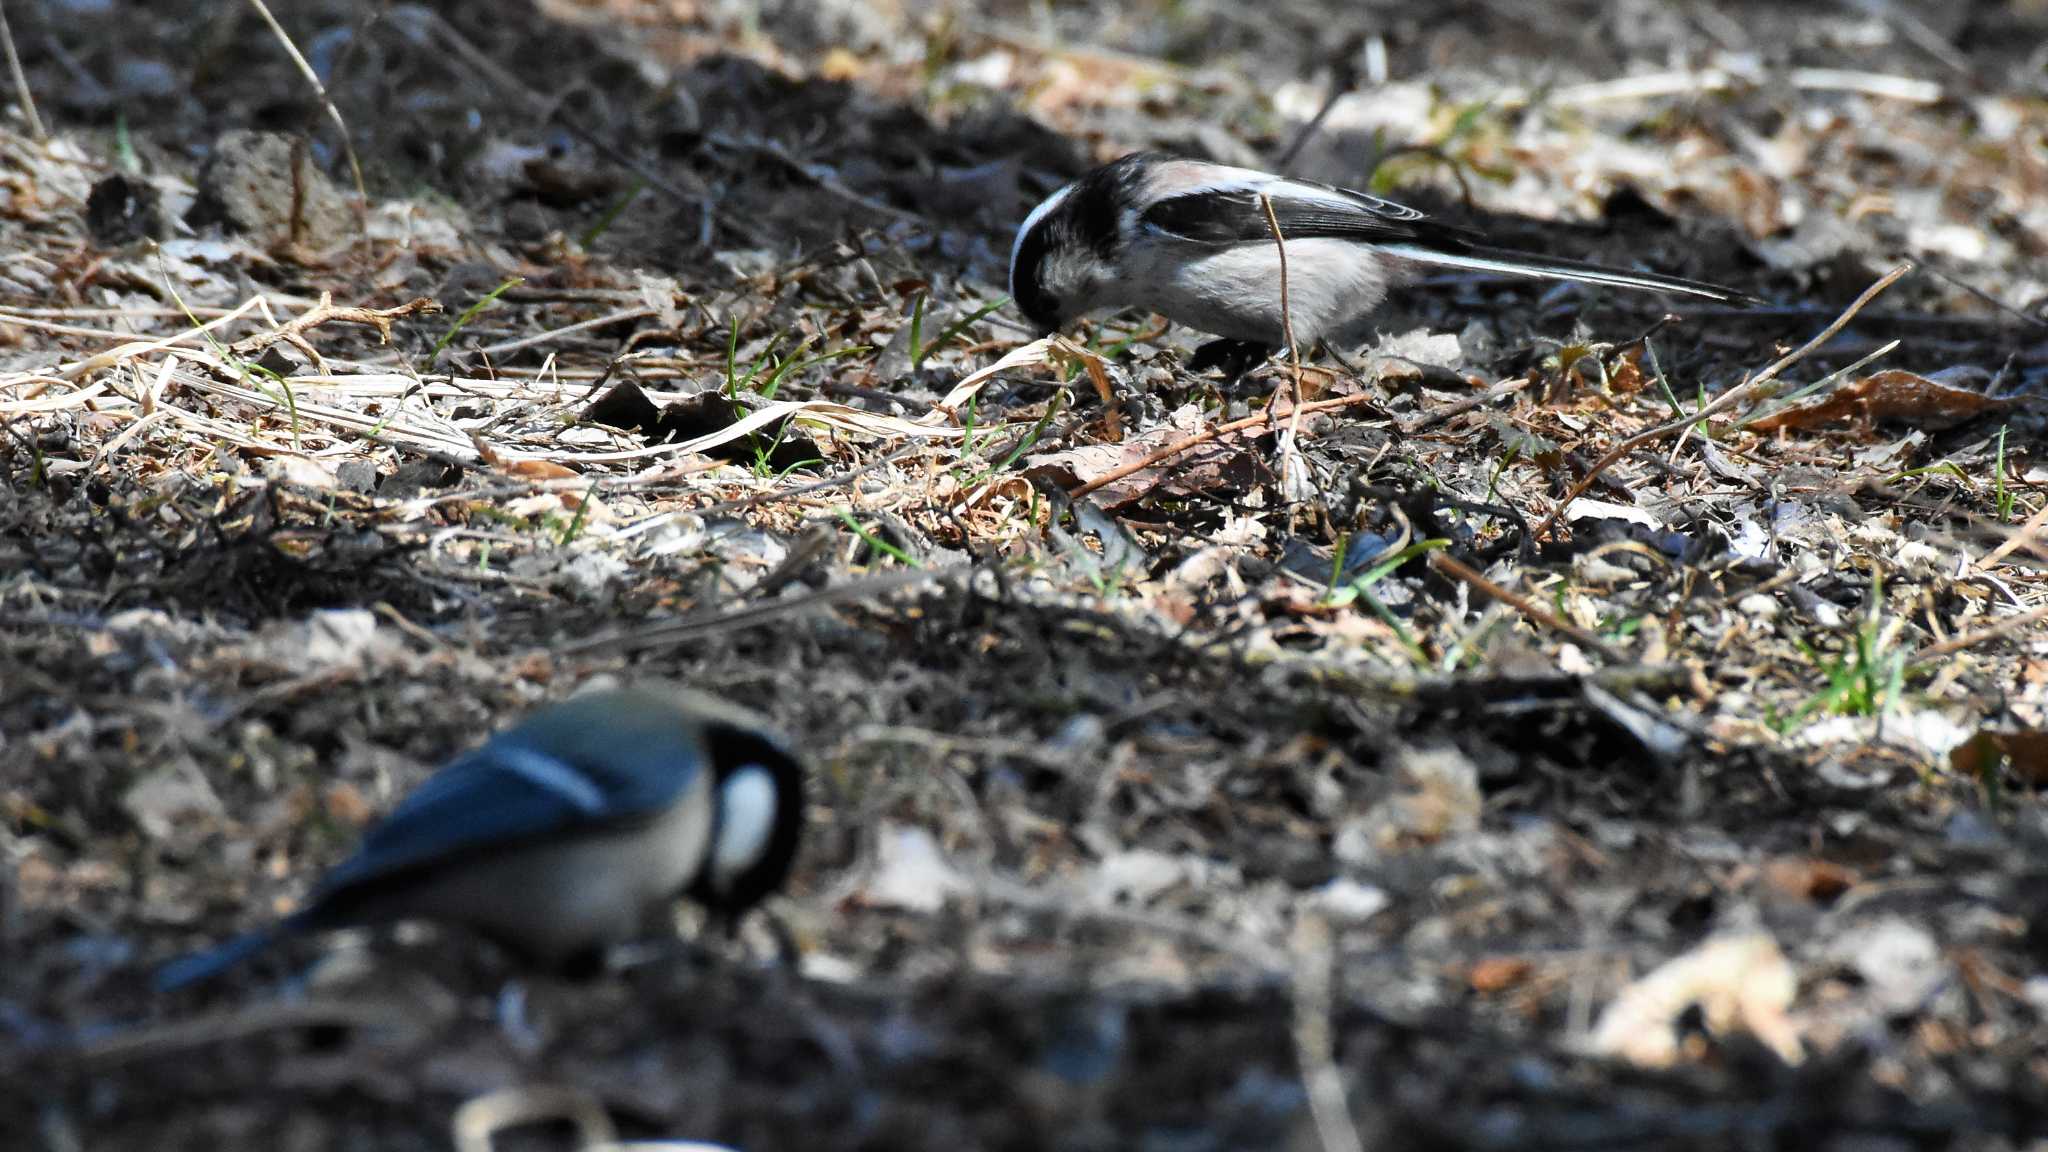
[[309, 690, 708, 905], [1138, 176, 1480, 249]]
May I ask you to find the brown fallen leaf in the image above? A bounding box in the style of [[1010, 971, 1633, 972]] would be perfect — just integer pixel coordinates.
[[1761, 856, 1859, 904], [1747, 367, 2019, 432], [1468, 955, 1538, 994], [505, 458, 579, 480], [1023, 404, 1259, 510], [1949, 728, 2048, 786]]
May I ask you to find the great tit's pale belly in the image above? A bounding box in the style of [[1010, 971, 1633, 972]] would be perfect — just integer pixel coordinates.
[[381, 767, 716, 967]]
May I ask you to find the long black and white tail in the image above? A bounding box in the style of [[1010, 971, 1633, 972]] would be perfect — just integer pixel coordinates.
[[1381, 242, 1760, 306]]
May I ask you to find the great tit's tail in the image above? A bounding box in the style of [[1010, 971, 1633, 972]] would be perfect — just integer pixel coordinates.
[[1380, 243, 1761, 306], [153, 928, 279, 992]]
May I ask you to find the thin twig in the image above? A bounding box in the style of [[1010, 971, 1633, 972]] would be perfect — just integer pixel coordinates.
[[1428, 551, 1625, 662], [705, 133, 924, 225], [1530, 263, 1910, 541], [1976, 500, 2048, 572], [229, 293, 438, 361], [1402, 376, 1534, 433], [1910, 600, 2048, 663], [1259, 193, 1311, 503], [245, 0, 367, 207], [73, 998, 436, 1068], [1259, 195, 1302, 375], [1918, 262, 2048, 330], [0, 0, 43, 140], [468, 306, 657, 359], [1274, 34, 1362, 173]]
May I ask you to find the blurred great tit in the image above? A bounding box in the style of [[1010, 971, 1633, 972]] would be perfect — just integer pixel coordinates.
[[156, 685, 805, 990], [1009, 152, 1757, 362]]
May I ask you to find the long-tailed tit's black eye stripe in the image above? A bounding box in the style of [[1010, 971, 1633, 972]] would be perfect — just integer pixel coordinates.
[[1139, 185, 1478, 249]]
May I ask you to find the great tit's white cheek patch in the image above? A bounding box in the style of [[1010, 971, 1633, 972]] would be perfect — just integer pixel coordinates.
[[712, 765, 779, 886]]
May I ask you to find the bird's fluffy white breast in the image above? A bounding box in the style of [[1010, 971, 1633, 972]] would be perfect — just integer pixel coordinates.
[[1120, 235, 1404, 346]]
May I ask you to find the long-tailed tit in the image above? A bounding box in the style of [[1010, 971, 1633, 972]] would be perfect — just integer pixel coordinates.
[[1009, 152, 1756, 368]]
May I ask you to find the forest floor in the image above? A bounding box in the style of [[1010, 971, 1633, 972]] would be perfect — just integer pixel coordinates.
[[3, 1, 2047, 1149]]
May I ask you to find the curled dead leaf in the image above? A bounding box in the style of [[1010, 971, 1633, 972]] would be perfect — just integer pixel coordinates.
[[1949, 728, 2048, 786], [1748, 367, 2018, 432]]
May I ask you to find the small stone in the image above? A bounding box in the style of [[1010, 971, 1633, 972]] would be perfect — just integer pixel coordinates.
[[1309, 878, 1389, 923], [122, 764, 224, 842], [188, 130, 354, 250], [1091, 849, 1187, 906], [1828, 918, 1945, 1015], [862, 823, 968, 914], [334, 459, 379, 492], [112, 58, 178, 99]]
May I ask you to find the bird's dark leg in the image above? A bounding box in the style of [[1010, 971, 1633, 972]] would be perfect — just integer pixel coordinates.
[[1318, 340, 1364, 377], [1188, 338, 1275, 382]]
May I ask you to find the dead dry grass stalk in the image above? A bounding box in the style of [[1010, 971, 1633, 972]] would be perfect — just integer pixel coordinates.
[[1427, 550, 1625, 662], [1259, 192, 1313, 505], [0, 0, 41, 140], [244, 0, 366, 208], [1292, 911, 1366, 1152]]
